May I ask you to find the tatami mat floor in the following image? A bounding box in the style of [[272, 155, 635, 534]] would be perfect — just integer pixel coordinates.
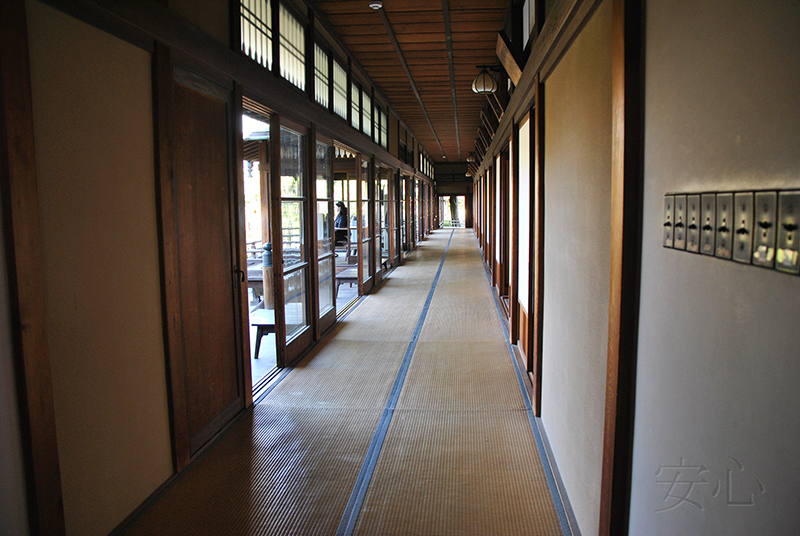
[[122, 229, 565, 536]]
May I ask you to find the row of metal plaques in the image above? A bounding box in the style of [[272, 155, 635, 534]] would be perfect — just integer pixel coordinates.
[[663, 190, 800, 275]]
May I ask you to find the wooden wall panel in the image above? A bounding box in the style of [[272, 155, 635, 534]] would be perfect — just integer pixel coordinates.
[[173, 82, 244, 454], [0, 1, 65, 533]]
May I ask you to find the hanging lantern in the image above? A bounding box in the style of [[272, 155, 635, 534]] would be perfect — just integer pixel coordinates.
[[471, 68, 498, 95]]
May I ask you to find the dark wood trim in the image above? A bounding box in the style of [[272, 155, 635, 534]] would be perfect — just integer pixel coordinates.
[[464, 192, 473, 229], [232, 82, 253, 408], [275, 115, 316, 365], [440, 0, 461, 159], [187, 396, 243, 454], [38, 0, 419, 179], [377, 6, 444, 158], [496, 32, 522, 86], [271, 0, 281, 78], [599, 0, 644, 534], [500, 150, 510, 298], [305, 8, 316, 103], [152, 41, 191, 471], [356, 154, 365, 292], [474, 0, 604, 181], [531, 75, 545, 417], [309, 124, 322, 341], [315, 132, 336, 334], [0, 2, 66, 533], [269, 115, 288, 367]]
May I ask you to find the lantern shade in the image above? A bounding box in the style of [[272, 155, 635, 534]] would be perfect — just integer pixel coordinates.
[[471, 69, 498, 94]]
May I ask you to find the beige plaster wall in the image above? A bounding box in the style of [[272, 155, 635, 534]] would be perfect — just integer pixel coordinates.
[[631, 0, 800, 533], [540, 1, 612, 534], [27, 2, 173, 534]]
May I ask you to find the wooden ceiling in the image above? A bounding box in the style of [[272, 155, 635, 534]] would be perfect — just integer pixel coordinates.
[[313, 0, 508, 164]]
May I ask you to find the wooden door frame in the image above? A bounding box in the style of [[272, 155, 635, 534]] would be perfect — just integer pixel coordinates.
[[271, 115, 315, 366], [599, 0, 644, 533], [373, 162, 392, 279], [158, 52, 247, 458], [497, 148, 511, 304], [232, 84, 253, 408], [0, 1, 66, 532], [313, 131, 336, 337], [356, 155, 376, 295], [531, 76, 545, 416]]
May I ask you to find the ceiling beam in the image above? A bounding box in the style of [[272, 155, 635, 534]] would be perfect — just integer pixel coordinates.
[[377, 6, 446, 158], [441, 0, 461, 160]]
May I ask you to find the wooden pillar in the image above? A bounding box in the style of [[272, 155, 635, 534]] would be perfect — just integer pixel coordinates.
[[599, 0, 645, 533], [0, 1, 66, 533]]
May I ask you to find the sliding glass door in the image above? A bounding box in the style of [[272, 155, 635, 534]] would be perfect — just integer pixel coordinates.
[[272, 119, 313, 364], [315, 137, 336, 334]]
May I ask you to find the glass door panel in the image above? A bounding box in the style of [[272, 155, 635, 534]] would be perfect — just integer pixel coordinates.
[[279, 125, 311, 361], [358, 158, 374, 292], [315, 139, 335, 333], [399, 175, 408, 259], [333, 146, 359, 311], [283, 268, 307, 339], [241, 110, 277, 390]]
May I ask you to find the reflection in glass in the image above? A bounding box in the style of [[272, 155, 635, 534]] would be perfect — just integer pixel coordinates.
[[283, 269, 307, 341], [318, 257, 334, 316], [380, 177, 389, 269], [280, 128, 304, 197], [400, 179, 407, 256], [362, 242, 369, 283], [316, 142, 331, 199], [317, 201, 332, 256], [282, 201, 304, 268]]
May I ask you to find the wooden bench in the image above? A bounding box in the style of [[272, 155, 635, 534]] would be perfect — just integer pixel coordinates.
[[250, 308, 275, 359], [336, 267, 358, 297]]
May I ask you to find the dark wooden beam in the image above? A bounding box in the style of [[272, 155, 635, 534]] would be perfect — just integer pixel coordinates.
[[441, 0, 461, 159], [599, 0, 644, 533], [0, 1, 65, 533], [531, 74, 544, 416], [152, 42, 191, 471], [496, 32, 522, 86], [376, 6, 445, 158], [473, 0, 604, 180]]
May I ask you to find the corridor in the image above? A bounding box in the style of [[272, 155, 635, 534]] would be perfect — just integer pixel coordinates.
[[122, 229, 567, 535]]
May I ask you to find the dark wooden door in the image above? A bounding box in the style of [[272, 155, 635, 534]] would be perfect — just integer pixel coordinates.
[[172, 78, 244, 455]]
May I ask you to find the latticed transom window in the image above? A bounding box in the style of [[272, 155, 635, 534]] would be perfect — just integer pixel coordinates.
[[314, 44, 329, 108], [523, 0, 537, 49], [240, 0, 272, 70], [280, 4, 305, 90], [372, 106, 380, 144], [351, 83, 360, 130], [361, 91, 371, 137], [380, 110, 388, 148], [332, 61, 347, 119]]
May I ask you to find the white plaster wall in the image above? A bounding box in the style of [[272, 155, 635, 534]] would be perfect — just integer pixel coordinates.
[[630, 0, 800, 534], [540, 1, 612, 534], [27, 2, 173, 534], [518, 118, 531, 314]]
